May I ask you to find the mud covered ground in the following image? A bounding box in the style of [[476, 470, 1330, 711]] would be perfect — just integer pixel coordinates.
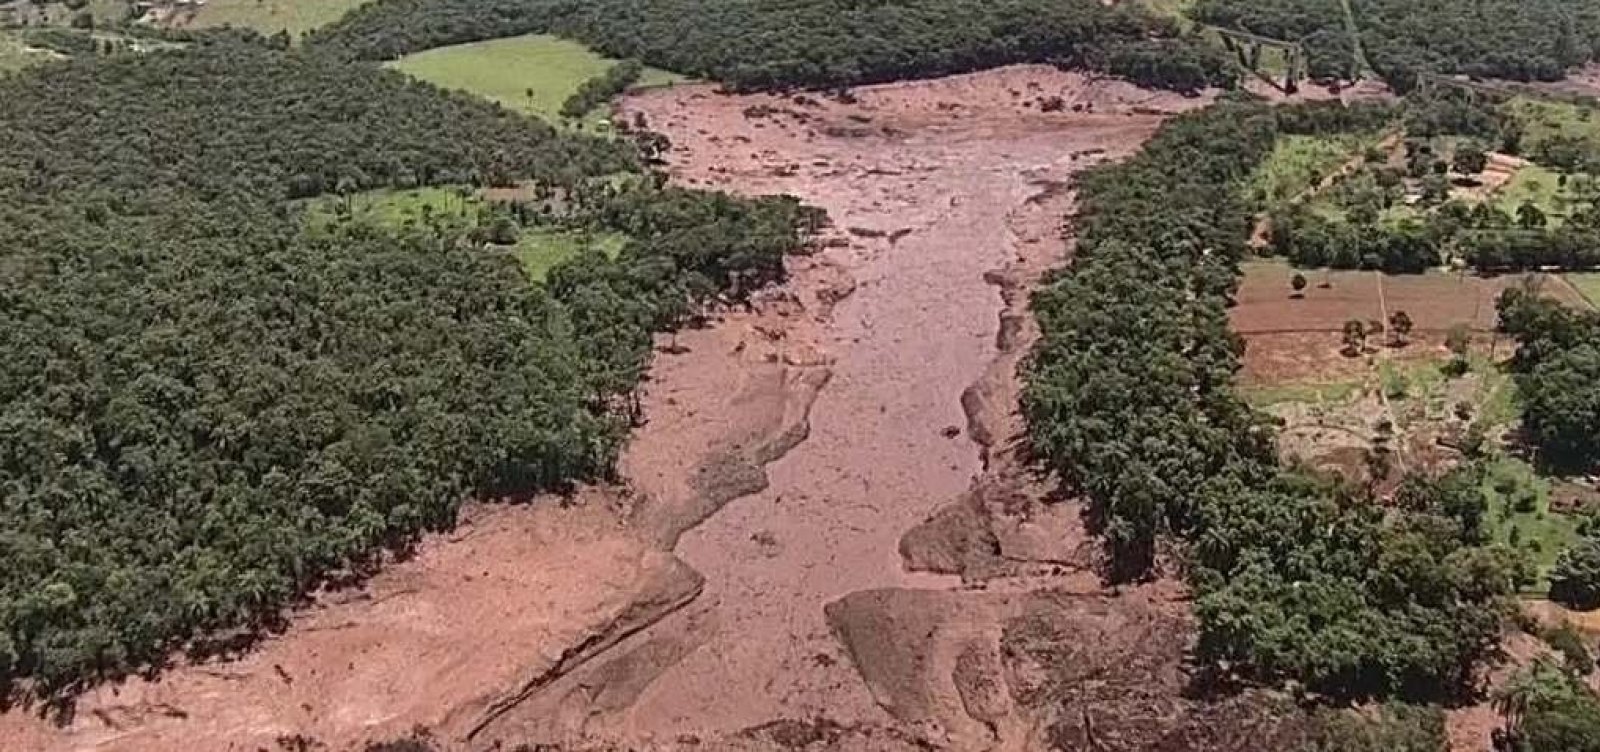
[[2, 66, 1325, 752]]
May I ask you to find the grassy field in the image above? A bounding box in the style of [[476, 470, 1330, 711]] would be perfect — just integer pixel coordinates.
[[180, 0, 369, 38], [1480, 455, 1582, 588], [1246, 134, 1369, 207], [516, 227, 628, 281], [1491, 163, 1590, 225], [1137, 0, 1195, 22], [389, 34, 684, 125], [0, 30, 56, 74], [1504, 96, 1600, 154], [1561, 272, 1600, 309], [305, 187, 625, 282]]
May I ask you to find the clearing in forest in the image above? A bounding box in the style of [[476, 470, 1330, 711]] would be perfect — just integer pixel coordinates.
[[1246, 131, 1380, 208], [304, 186, 626, 282], [0, 30, 57, 73], [173, 0, 369, 37], [389, 34, 684, 126]]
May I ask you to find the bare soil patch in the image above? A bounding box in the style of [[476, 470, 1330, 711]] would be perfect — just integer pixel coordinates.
[[1234, 261, 1586, 384]]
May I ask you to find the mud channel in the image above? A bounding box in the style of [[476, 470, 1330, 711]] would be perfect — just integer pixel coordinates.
[[0, 66, 1299, 752]]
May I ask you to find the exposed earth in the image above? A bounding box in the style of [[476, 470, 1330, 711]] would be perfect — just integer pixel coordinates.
[[2, 66, 1344, 752]]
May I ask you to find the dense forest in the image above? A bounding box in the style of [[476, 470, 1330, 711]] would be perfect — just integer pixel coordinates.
[[0, 38, 813, 697], [1193, 0, 1600, 87], [1023, 98, 1526, 700], [308, 0, 1234, 93]]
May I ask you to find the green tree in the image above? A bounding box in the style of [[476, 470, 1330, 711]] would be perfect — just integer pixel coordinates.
[[1518, 201, 1548, 229], [1344, 319, 1368, 356], [1551, 537, 1600, 610], [1453, 143, 1489, 175], [1445, 324, 1472, 375], [1389, 310, 1415, 347]]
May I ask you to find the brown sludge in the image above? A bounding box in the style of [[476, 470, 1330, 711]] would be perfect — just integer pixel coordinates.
[[1, 65, 1325, 752]]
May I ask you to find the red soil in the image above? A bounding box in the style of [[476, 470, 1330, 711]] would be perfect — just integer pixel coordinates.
[[1234, 263, 1589, 384]]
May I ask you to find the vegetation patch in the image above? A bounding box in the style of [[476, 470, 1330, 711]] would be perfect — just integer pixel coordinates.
[[1245, 133, 1371, 209], [1480, 456, 1581, 586], [388, 34, 682, 126], [1560, 272, 1600, 309], [177, 0, 372, 38], [0, 28, 59, 73], [1503, 95, 1600, 157], [303, 186, 629, 281], [1490, 164, 1591, 227]]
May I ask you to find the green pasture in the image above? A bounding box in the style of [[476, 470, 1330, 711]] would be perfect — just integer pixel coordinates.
[[1481, 455, 1583, 589], [1503, 96, 1600, 154], [389, 34, 684, 126], [0, 30, 57, 73], [1491, 163, 1590, 226], [1561, 272, 1600, 309], [182, 0, 369, 38], [1246, 134, 1368, 207], [305, 186, 626, 282]]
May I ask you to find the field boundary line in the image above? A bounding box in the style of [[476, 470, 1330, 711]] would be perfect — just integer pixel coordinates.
[[1237, 324, 1502, 336], [1372, 269, 1408, 472]]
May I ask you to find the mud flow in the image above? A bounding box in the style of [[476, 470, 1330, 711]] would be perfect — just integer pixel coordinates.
[[2, 66, 1322, 752]]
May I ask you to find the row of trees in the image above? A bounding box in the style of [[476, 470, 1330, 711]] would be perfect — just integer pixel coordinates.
[[1023, 98, 1523, 701], [1268, 210, 1440, 273], [308, 0, 1235, 93], [560, 58, 643, 119], [0, 37, 815, 698]]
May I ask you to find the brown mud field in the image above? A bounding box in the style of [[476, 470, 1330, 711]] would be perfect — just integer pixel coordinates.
[[2, 66, 1320, 752]]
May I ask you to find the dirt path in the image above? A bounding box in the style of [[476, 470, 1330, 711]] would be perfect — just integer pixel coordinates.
[[1, 67, 1238, 752]]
